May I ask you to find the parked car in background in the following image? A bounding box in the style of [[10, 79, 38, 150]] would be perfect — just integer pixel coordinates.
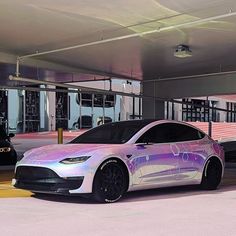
[[97, 116, 112, 126], [72, 115, 93, 129], [0, 125, 17, 165], [13, 120, 224, 203]]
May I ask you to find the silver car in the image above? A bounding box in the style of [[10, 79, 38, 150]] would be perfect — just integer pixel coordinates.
[[13, 120, 224, 203]]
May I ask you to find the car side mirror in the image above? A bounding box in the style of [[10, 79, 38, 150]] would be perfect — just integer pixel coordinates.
[[136, 136, 151, 146], [142, 136, 151, 144], [8, 133, 15, 138]]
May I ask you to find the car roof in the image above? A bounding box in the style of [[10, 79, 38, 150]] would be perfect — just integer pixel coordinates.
[[110, 119, 157, 126], [108, 119, 192, 127]]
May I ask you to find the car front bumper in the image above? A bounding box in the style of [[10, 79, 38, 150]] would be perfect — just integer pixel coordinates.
[[13, 166, 84, 195]]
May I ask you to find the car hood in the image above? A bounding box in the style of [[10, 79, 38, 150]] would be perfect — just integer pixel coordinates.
[[22, 143, 122, 162]]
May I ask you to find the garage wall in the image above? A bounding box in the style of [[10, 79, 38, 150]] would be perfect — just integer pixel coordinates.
[[142, 73, 236, 119], [145, 73, 236, 99]]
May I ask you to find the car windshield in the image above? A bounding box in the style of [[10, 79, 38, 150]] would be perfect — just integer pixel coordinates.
[[70, 120, 153, 144]]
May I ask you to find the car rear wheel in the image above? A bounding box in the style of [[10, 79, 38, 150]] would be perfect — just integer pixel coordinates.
[[200, 157, 222, 190], [93, 159, 127, 203]]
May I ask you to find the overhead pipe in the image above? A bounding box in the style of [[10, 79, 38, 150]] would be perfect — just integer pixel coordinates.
[[13, 10, 236, 85], [8, 75, 235, 113], [0, 85, 79, 94], [8, 75, 144, 99], [16, 57, 20, 77], [17, 11, 236, 60], [143, 70, 236, 83]]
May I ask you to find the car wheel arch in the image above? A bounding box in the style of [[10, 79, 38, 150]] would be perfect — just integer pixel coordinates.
[[200, 155, 224, 190], [203, 155, 224, 178], [93, 157, 130, 192]]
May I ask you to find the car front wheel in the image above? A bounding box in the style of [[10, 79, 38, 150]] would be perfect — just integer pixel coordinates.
[[93, 159, 127, 203]]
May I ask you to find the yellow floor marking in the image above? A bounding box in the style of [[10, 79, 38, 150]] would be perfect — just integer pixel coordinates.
[[0, 170, 32, 198], [0, 189, 32, 198], [0, 182, 12, 184], [0, 182, 32, 198]]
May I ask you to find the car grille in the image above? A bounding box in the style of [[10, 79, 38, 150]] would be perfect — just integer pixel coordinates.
[[14, 166, 84, 193], [15, 166, 59, 180]]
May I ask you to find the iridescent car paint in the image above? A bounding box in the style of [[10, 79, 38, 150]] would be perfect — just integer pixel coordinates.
[[13, 120, 224, 202]]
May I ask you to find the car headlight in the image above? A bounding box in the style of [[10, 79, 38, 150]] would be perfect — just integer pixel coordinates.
[[60, 156, 91, 164], [0, 147, 11, 153]]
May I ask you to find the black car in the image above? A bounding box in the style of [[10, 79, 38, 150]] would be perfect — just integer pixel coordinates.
[[0, 125, 17, 165]]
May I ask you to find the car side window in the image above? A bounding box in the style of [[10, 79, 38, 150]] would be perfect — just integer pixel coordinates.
[[136, 124, 173, 143], [136, 123, 205, 144], [170, 123, 205, 142]]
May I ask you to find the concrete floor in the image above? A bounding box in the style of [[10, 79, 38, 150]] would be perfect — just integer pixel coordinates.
[[0, 133, 236, 236], [0, 167, 236, 236]]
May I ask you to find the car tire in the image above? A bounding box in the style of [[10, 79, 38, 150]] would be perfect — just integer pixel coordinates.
[[93, 159, 127, 203], [200, 157, 222, 190]]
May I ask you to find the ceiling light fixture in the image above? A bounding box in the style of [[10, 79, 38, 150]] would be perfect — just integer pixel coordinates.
[[174, 45, 192, 58]]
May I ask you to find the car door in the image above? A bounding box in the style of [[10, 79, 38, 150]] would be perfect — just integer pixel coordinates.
[[168, 123, 206, 181], [131, 123, 180, 187]]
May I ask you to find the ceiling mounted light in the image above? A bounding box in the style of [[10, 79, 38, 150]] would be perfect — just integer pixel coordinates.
[[174, 45, 192, 58]]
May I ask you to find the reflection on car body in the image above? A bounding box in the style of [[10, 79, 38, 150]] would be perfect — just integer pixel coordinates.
[[13, 120, 224, 203]]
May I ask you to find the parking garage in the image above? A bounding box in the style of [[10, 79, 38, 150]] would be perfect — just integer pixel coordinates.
[[1, 0, 236, 235]]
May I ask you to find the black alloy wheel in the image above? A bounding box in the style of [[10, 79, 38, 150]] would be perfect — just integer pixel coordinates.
[[93, 159, 127, 203], [201, 158, 222, 190]]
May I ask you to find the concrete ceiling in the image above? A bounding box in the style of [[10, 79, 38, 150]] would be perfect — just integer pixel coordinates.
[[1, 0, 236, 82]]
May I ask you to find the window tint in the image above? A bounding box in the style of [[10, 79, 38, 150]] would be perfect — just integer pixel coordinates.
[[70, 120, 153, 144], [136, 124, 172, 143], [136, 123, 205, 144], [170, 123, 205, 142]]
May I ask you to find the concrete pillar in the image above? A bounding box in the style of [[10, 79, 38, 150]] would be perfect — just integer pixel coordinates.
[[45, 85, 56, 131], [39, 86, 46, 131], [142, 82, 165, 119], [120, 82, 132, 120], [175, 102, 183, 121], [8, 89, 19, 132], [216, 99, 227, 122], [120, 96, 129, 120]]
